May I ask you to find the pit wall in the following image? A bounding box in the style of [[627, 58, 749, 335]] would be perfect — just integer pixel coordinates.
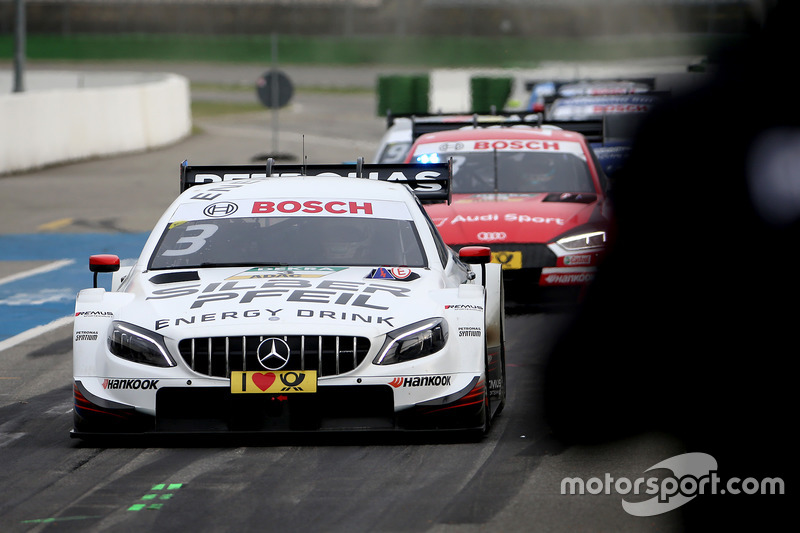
[[0, 71, 192, 175]]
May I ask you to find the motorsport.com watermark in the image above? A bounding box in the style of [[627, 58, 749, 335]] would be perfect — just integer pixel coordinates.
[[561, 453, 784, 516]]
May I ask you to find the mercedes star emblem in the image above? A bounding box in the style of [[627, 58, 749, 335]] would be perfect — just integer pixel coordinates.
[[256, 337, 291, 370]]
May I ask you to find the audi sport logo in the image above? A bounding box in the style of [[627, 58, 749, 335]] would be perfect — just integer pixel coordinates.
[[477, 231, 506, 242]]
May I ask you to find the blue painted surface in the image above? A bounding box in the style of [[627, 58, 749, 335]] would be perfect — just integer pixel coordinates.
[[0, 233, 149, 342]]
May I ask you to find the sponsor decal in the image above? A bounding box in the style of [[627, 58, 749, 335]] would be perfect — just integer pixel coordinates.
[[203, 202, 238, 217], [227, 266, 346, 280], [74, 330, 99, 341], [171, 198, 412, 221], [504, 213, 566, 225], [492, 251, 522, 270], [563, 254, 593, 266], [436, 142, 467, 152], [190, 182, 249, 202], [389, 375, 452, 388], [295, 309, 394, 327], [147, 278, 410, 312], [540, 271, 595, 286], [451, 213, 499, 224], [366, 267, 414, 281], [252, 200, 373, 215], [154, 308, 395, 331], [369, 267, 397, 280], [459, 193, 530, 203], [445, 304, 483, 311], [592, 104, 650, 114], [417, 139, 587, 156], [231, 371, 317, 393], [75, 311, 113, 318], [444, 214, 565, 225], [458, 327, 482, 338], [390, 267, 411, 279], [474, 140, 561, 151], [102, 378, 159, 390], [192, 169, 445, 186], [477, 231, 506, 242]]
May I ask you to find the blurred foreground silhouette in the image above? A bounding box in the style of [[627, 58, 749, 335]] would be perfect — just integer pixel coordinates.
[[542, 0, 795, 529]]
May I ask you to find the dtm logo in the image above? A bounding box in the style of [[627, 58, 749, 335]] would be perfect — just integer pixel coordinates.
[[203, 202, 238, 217]]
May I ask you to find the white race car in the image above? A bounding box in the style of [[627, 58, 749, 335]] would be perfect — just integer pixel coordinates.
[[72, 160, 506, 438]]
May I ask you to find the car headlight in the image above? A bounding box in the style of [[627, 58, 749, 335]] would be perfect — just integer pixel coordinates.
[[556, 230, 606, 251], [108, 321, 176, 368], [374, 318, 448, 365]]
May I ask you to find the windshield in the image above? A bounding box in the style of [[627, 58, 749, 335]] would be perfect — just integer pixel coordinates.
[[439, 151, 595, 194], [149, 216, 427, 270]]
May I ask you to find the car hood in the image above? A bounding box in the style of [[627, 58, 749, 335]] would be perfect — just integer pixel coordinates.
[[425, 192, 601, 245], [116, 266, 449, 338]]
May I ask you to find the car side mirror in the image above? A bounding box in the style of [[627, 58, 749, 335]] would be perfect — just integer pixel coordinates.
[[89, 254, 120, 288], [459, 246, 492, 265]]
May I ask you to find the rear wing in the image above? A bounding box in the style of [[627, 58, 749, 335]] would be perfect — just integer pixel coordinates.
[[409, 114, 605, 144], [385, 109, 539, 129], [179, 158, 453, 205]]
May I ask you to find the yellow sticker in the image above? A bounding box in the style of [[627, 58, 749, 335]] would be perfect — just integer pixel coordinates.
[[231, 371, 317, 394], [491, 251, 522, 270]]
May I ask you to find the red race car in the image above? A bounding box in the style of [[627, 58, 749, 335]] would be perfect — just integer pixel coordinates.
[[406, 123, 611, 307]]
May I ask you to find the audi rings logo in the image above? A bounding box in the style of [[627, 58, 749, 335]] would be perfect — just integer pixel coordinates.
[[256, 338, 291, 370], [477, 231, 506, 242], [203, 202, 238, 218]]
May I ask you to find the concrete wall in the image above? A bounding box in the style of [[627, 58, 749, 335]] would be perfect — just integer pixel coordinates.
[[0, 71, 192, 175]]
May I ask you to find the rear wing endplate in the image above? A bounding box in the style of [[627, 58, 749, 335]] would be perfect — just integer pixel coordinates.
[[179, 158, 453, 205]]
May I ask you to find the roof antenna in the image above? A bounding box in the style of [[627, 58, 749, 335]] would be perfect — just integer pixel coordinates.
[[356, 156, 364, 178], [266, 157, 275, 177], [302, 135, 307, 175]]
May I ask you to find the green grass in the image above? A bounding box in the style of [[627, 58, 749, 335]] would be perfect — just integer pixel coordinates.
[[0, 33, 730, 67], [190, 100, 265, 118]]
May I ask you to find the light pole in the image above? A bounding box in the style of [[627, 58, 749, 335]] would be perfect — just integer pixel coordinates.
[[13, 0, 26, 93]]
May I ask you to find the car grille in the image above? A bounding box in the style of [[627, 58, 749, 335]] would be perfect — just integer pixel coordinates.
[[178, 335, 371, 378]]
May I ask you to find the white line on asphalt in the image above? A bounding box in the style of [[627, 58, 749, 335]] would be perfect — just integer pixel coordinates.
[[0, 259, 76, 287], [0, 315, 74, 353]]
